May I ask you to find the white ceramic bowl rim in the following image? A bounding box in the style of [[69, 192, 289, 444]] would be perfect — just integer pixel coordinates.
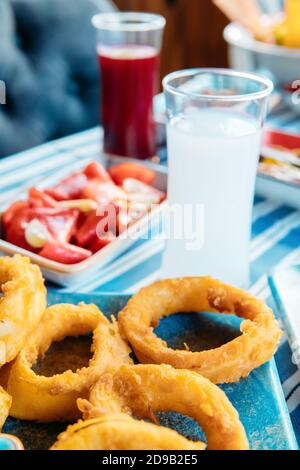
[[224, 23, 300, 58]]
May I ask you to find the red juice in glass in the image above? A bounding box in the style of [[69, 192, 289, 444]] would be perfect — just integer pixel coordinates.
[[98, 45, 159, 159]]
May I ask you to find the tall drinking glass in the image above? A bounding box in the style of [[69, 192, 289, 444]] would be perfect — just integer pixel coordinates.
[[92, 12, 166, 159], [162, 69, 273, 287]]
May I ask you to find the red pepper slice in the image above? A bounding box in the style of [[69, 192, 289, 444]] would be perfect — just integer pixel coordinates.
[[28, 187, 58, 208], [4, 206, 79, 251], [89, 232, 116, 253], [84, 161, 112, 183], [45, 172, 87, 201], [123, 178, 166, 203], [2, 201, 29, 231], [5, 206, 37, 252], [108, 162, 156, 186], [83, 181, 127, 206], [75, 205, 118, 248], [39, 241, 92, 264], [36, 207, 79, 244]]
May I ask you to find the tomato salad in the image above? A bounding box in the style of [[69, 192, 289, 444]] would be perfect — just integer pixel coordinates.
[[2, 162, 166, 264]]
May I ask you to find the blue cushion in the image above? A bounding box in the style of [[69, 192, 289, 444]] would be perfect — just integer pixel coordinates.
[[0, 0, 116, 157]]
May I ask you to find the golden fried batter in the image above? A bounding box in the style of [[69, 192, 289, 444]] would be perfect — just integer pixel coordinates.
[[78, 364, 249, 450], [0, 255, 46, 366], [51, 414, 205, 450], [0, 385, 11, 431], [5, 304, 132, 422], [119, 277, 282, 383]]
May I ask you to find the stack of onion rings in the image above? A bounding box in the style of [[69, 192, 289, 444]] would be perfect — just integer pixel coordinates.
[[119, 278, 282, 383], [78, 364, 249, 450], [0, 261, 283, 450], [4, 303, 132, 422], [0, 255, 46, 366], [50, 414, 206, 450], [0, 386, 11, 431]]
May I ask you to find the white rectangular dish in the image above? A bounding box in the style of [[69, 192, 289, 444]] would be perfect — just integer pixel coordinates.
[[256, 127, 300, 210], [0, 155, 167, 287]]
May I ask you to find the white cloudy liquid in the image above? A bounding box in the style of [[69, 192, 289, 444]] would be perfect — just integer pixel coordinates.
[[162, 108, 262, 287]]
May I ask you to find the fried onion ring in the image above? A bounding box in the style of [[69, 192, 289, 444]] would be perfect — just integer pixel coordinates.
[[0, 255, 46, 366], [0, 386, 11, 431], [118, 278, 282, 383], [78, 364, 249, 450], [50, 414, 205, 450], [5, 304, 132, 422]]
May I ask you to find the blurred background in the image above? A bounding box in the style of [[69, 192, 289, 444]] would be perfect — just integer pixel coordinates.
[[114, 0, 229, 79], [0, 0, 229, 157], [0, 0, 295, 158]]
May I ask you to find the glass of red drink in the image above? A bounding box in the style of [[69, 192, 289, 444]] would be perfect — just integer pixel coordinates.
[[92, 12, 166, 160]]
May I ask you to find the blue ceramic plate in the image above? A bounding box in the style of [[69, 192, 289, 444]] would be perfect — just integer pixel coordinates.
[[269, 265, 300, 372], [1, 291, 298, 451]]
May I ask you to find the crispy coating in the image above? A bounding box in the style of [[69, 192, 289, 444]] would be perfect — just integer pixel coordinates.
[[78, 364, 249, 450], [50, 414, 205, 450], [0, 386, 11, 431], [5, 304, 132, 422], [0, 255, 46, 366], [118, 278, 282, 383]]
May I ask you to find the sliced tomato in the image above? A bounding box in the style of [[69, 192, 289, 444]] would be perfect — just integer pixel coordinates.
[[5, 206, 37, 252], [28, 187, 57, 208], [39, 241, 91, 264], [89, 232, 116, 253], [75, 205, 118, 248], [45, 172, 87, 201], [36, 208, 79, 244], [75, 211, 99, 248], [5, 206, 79, 252], [84, 161, 112, 183], [2, 201, 29, 231], [82, 181, 127, 206], [108, 162, 156, 186], [122, 178, 166, 203]]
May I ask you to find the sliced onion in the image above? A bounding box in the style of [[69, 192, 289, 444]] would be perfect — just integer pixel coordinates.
[[25, 219, 51, 248]]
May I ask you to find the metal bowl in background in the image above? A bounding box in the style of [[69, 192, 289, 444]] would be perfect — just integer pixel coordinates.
[[224, 23, 300, 86]]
